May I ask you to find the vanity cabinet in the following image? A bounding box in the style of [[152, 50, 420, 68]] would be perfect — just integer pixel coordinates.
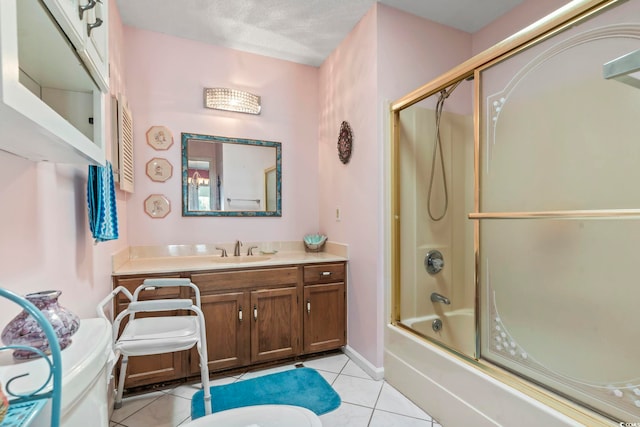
[[188, 266, 300, 375], [302, 263, 346, 353], [112, 260, 346, 391]]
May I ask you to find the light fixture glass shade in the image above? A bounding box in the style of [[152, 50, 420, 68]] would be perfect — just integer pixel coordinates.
[[203, 88, 261, 114]]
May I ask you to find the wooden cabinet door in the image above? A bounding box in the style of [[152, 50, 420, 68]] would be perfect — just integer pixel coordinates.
[[191, 291, 250, 374], [113, 276, 185, 389], [250, 287, 300, 363], [303, 282, 346, 353]]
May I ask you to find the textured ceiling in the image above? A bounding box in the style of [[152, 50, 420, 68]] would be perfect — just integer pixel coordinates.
[[116, 0, 524, 66]]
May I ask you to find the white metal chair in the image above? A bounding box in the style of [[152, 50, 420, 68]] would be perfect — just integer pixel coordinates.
[[97, 278, 211, 415]]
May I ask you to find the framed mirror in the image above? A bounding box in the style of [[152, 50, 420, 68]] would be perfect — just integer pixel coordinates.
[[181, 133, 282, 216]]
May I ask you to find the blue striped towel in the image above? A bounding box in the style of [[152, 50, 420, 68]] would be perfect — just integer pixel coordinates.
[[87, 161, 119, 243]]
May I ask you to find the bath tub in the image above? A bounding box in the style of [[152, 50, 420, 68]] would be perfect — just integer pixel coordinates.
[[401, 308, 475, 357], [384, 322, 611, 427]]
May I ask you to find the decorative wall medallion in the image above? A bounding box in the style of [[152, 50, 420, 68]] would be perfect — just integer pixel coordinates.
[[337, 121, 353, 164], [144, 194, 171, 218], [146, 126, 174, 150], [146, 157, 173, 182]]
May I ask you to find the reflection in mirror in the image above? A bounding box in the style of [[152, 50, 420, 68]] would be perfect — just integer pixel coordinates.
[[181, 133, 281, 216]]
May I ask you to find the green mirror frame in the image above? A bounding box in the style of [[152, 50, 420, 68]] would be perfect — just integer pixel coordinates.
[[181, 133, 282, 217]]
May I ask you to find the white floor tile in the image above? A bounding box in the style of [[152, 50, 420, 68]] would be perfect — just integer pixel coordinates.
[[238, 362, 298, 380], [317, 370, 339, 385], [177, 417, 193, 426], [375, 382, 431, 420], [166, 376, 237, 400], [303, 353, 350, 373], [319, 402, 373, 427], [110, 390, 165, 423], [109, 352, 444, 427], [119, 394, 191, 427], [332, 374, 384, 408], [341, 360, 374, 379], [369, 410, 432, 427]]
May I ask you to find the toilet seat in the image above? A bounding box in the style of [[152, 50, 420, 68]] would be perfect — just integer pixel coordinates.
[[184, 404, 322, 427]]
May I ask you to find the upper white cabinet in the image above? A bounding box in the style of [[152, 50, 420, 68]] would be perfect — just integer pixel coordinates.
[[0, 0, 108, 164], [45, 0, 109, 91]]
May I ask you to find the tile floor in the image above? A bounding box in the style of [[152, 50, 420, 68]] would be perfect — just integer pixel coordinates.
[[109, 352, 442, 427]]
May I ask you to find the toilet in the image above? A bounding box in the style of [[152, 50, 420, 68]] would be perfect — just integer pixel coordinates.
[[184, 404, 323, 427], [0, 317, 112, 426]]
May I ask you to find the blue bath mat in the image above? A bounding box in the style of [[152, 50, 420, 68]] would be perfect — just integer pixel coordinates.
[[191, 367, 341, 419]]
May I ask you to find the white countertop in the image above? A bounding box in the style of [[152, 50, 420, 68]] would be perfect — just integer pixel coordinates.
[[113, 241, 348, 276]]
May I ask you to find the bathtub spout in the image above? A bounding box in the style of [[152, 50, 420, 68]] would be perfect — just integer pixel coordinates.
[[431, 292, 451, 305]]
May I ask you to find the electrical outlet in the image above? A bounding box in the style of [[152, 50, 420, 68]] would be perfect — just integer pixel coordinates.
[[336, 207, 341, 221]]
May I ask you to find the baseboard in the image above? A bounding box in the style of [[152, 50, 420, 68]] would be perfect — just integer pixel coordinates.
[[342, 345, 385, 380]]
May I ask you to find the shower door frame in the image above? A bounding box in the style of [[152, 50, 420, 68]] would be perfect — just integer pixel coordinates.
[[389, 0, 632, 424]]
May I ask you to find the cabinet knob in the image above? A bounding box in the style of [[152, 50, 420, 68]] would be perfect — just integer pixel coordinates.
[[306, 300, 311, 314], [253, 305, 258, 321], [321, 271, 332, 277], [238, 306, 243, 322]]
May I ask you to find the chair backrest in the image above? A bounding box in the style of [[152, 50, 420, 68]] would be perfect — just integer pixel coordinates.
[[135, 278, 202, 307]]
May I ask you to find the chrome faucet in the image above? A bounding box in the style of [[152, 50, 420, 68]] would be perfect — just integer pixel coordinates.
[[234, 240, 243, 256], [430, 292, 450, 305], [215, 247, 228, 257]]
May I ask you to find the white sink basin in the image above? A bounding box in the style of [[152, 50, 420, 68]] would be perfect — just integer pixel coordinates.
[[211, 255, 271, 263]]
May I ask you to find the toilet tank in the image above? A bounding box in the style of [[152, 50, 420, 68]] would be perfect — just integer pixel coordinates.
[[0, 318, 111, 427]]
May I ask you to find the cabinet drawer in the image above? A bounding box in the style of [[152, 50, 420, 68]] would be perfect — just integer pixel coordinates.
[[303, 263, 345, 284], [192, 267, 299, 293]]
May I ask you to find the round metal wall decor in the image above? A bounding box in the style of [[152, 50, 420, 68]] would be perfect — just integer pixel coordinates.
[[337, 121, 353, 164]]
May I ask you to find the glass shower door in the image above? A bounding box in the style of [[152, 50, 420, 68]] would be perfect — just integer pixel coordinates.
[[477, 0, 640, 421]]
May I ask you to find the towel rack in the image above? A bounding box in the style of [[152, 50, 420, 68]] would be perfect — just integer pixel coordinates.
[[226, 198, 260, 204], [0, 288, 62, 427]]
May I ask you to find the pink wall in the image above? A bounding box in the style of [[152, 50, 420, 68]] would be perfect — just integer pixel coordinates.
[[0, 0, 129, 326], [472, 0, 571, 54], [318, 3, 473, 367], [377, 4, 472, 104], [123, 29, 319, 246], [318, 0, 570, 368], [318, 5, 379, 367]]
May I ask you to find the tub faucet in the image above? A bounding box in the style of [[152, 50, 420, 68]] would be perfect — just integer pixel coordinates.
[[234, 240, 243, 256], [430, 292, 450, 305]]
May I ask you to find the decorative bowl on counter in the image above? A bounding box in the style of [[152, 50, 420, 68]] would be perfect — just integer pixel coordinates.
[[303, 234, 327, 252]]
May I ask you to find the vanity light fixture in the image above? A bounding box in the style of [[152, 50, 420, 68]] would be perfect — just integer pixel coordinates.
[[603, 48, 640, 89], [203, 88, 261, 115]]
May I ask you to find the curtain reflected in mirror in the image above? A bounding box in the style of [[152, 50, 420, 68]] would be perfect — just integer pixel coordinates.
[[181, 133, 281, 217], [187, 159, 220, 211]]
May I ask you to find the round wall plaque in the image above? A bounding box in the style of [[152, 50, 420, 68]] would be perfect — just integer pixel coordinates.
[[337, 121, 353, 164]]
